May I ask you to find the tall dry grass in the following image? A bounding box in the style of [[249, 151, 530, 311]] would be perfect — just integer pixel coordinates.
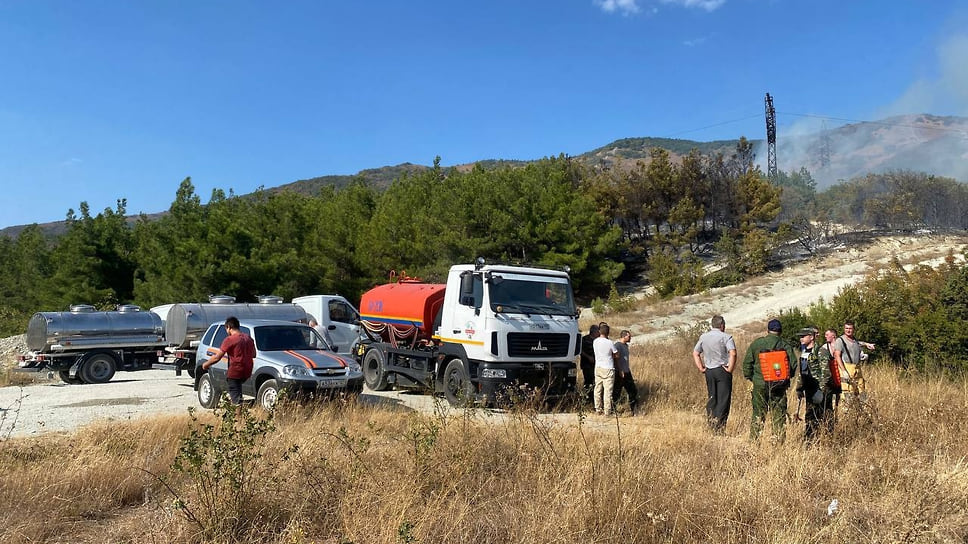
[[1, 332, 967, 543]]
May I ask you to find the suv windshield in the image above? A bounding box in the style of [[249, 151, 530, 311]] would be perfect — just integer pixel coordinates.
[[254, 325, 330, 351], [488, 274, 576, 316]]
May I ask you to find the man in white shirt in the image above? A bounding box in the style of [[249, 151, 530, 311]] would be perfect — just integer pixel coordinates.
[[593, 323, 619, 416]]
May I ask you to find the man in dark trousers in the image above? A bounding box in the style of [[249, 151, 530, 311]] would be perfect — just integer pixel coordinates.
[[693, 315, 736, 434], [611, 330, 639, 416], [795, 327, 834, 441], [742, 319, 796, 440], [579, 323, 599, 404], [201, 316, 256, 405]]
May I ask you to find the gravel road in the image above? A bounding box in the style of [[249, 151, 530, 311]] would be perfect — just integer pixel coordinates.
[[0, 369, 452, 439], [0, 369, 466, 439]]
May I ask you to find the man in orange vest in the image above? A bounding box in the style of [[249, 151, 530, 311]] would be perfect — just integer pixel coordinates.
[[742, 319, 796, 440]]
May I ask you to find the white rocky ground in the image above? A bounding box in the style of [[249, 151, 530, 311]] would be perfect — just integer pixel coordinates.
[[2, 232, 966, 438]]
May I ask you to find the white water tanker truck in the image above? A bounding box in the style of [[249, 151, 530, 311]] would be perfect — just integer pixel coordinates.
[[356, 259, 580, 406]]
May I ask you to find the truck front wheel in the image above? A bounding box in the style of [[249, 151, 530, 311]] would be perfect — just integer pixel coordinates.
[[363, 349, 390, 391], [79, 353, 117, 384], [443, 359, 474, 407]]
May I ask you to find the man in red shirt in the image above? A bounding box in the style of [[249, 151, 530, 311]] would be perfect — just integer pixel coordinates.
[[201, 316, 255, 405]]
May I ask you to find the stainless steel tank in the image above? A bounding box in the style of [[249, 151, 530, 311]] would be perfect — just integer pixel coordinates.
[[164, 301, 309, 348], [26, 305, 166, 353]]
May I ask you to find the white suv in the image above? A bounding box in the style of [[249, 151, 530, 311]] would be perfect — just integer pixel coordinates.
[[193, 319, 363, 410]]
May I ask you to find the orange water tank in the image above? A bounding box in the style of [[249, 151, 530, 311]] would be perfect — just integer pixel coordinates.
[[359, 281, 446, 340]]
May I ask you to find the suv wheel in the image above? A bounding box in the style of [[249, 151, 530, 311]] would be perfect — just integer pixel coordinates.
[[257, 379, 280, 411], [198, 374, 221, 409]]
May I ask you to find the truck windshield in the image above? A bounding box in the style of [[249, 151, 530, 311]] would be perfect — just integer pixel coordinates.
[[488, 274, 576, 316], [255, 326, 331, 351]]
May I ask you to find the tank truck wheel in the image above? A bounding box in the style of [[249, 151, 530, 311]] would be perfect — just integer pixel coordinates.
[[197, 374, 221, 409], [443, 359, 474, 407], [257, 379, 281, 411], [363, 349, 390, 391], [79, 353, 117, 384], [58, 371, 83, 385]]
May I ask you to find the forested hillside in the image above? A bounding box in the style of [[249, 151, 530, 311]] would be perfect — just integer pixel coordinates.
[[1, 139, 967, 338]]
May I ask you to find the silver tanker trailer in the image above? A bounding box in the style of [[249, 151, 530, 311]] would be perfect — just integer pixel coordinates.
[[17, 295, 310, 384], [18, 304, 166, 384], [161, 295, 310, 377]]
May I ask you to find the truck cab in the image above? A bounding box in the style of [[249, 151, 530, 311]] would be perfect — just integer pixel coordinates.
[[436, 263, 579, 402], [292, 295, 361, 356]]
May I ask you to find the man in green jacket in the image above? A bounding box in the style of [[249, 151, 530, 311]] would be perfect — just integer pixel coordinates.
[[742, 319, 796, 440], [795, 327, 834, 441]]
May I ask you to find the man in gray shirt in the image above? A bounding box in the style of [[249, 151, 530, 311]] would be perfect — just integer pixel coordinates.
[[693, 315, 737, 434], [611, 330, 638, 416]]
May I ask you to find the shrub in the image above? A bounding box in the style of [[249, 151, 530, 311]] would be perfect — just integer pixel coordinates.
[[165, 401, 293, 541]]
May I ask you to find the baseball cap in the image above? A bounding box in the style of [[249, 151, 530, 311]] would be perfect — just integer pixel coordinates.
[[797, 327, 817, 337], [767, 319, 782, 332]]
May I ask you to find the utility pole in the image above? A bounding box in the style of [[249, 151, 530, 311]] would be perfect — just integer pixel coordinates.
[[765, 93, 777, 181]]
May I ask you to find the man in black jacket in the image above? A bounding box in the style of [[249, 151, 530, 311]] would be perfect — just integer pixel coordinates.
[[579, 324, 599, 404]]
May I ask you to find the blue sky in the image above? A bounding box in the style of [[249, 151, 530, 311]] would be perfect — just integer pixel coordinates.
[[2, 0, 967, 229]]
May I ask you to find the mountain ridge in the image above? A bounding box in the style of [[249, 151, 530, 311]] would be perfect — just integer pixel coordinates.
[[3, 113, 966, 239]]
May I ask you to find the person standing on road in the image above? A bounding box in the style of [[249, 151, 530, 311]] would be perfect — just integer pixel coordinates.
[[579, 324, 600, 405], [693, 315, 737, 434], [795, 327, 834, 441], [593, 323, 619, 416], [200, 316, 256, 405], [833, 321, 874, 409], [611, 330, 639, 416], [742, 319, 796, 440]]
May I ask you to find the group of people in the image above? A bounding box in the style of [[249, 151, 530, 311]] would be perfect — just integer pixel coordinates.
[[579, 322, 638, 416], [693, 316, 873, 441]]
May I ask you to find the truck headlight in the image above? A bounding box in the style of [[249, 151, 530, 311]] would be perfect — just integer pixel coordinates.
[[282, 365, 312, 378], [481, 368, 507, 379]]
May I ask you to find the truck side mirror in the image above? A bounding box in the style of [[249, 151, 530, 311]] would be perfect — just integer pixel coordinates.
[[459, 271, 474, 296]]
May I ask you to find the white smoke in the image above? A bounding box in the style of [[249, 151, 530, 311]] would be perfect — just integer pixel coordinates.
[[880, 33, 968, 118], [755, 32, 968, 187]]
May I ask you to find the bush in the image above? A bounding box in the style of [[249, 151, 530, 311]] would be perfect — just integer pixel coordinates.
[[165, 401, 293, 541], [799, 253, 968, 372]]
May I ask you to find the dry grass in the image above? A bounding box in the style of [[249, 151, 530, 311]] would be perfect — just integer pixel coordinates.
[[1, 333, 967, 543]]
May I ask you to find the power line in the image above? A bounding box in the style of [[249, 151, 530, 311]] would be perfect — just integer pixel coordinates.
[[665, 113, 762, 138]]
